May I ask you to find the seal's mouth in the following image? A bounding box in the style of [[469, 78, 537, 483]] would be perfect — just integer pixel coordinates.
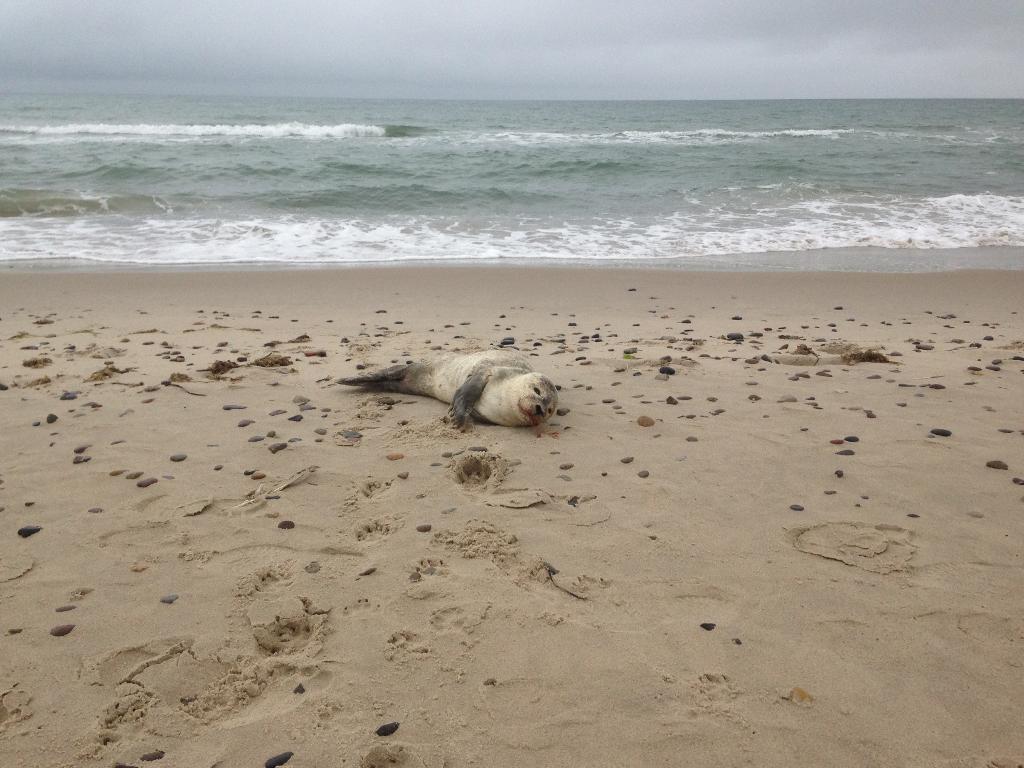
[[519, 402, 542, 426]]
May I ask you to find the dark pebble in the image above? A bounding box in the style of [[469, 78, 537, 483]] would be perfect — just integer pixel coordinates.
[[268, 442, 288, 454], [238, 419, 254, 427], [637, 470, 650, 478], [73, 455, 91, 465], [1011, 477, 1024, 486], [17, 525, 42, 538], [136, 478, 158, 488], [49, 624, 75, 636], [789, 504, 804, 511], [46, 413, 58, 424], [659, 366, 676, 375], [140, 752, 165, 762], [986, 460, 1009, 470], [288, 414, 303, 422], [125, 471, 143, 479], [59, 391, 78, 401], [376, 722, 400, 737], [160, 594, 179, 604], [169, 453, 187, 462], [293, 683, 305, 694], [88, 507, 103, 514], [620, 456, 634, 464], [359, 567, 377, 576], [416, 524, 432, 532], [844, 436, 859, 443], [700, 622, 716, 631], [55, 605, 76, 612], [264, 752, 294, 768], [836, 449, 855, 456], [222, 404, 246, 410], [278, 520, 295, 529], [930, 428, 952, 437], [269, 409, 287, 416], [248, 436, 265, 442], [725, 332, 744, 341]]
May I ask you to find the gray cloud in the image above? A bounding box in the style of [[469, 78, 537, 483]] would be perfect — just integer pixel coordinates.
[[1, 0, 1021, 98]]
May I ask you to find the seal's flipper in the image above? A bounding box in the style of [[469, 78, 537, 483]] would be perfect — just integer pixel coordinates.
[[448, 372, 488, 430], [337, 363, 414, 392]]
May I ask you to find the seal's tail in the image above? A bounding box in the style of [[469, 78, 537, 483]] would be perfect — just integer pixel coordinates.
[[336, 363, 416, 392]]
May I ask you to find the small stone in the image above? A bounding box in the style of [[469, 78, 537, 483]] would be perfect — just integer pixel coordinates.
[[725, 332, 744, 341], [659, 366, 676, 375], [787, 687, 814, 704], [386, 452, 404, 461], [930, 428, 952, 437], [140, 752, 166, 762], [17, 525, 42, 538], [293, 683, 306, 694], [223, 404, 246, 410], [264, 752, 293, 768], [278, 520, 295, 529], [836, 449, 855, 456], [169, 453, 187, 462], [637, 415, 655, 427], [55, 605, 76, 612], [268, 443, 288, 454], [666, 396, 678, 405], [620, 456, 634, 464], [397, 471, 409, 479], [88, 507, 102, 514], [136, 477, 158, 488], [160, 594, 178, 604], [304, 561, 321, 573], [986, 460, 1009, 470], [700, 622, 716, 631], [288, 414, 303, 422], [789, 504, 804, 511], [252, 472, 266, 480], [46, 413, 57, 424], [375, 722, 400, 737], [637, 470, 650, 478], [556, 407, 570, 416], [844, 436, 859, 443], [50, 624, 75, 636], [238, 419, 254, 427], [359, 567, 377, 576]]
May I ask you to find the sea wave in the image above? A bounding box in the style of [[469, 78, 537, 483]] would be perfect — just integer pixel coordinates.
[[0, 122, 416, 138], [0, 188, 172, 217], [0, 194, 1020, 268]]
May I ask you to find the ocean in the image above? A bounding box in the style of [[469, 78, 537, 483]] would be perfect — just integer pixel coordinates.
[[1, 95, 1022, 270]]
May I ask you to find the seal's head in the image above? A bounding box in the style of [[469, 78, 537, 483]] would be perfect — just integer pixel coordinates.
[[516, 373, 558, 426]]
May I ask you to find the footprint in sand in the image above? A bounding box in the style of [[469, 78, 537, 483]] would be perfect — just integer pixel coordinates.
[[790, 522, 915, 574], [0, 686, 33, 730], [247, 595, 331, 656], [356, 517, 402, 542], [450, 452, 512, 491]]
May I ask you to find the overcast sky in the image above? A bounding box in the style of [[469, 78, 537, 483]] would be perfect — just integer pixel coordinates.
[[1, 0, 1022, 99]]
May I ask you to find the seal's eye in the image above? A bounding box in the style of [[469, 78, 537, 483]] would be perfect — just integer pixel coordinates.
[[533, 387, 540, 395]]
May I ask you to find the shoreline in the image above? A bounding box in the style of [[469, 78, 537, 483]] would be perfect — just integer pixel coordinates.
[[2, 245, 1023, 274]]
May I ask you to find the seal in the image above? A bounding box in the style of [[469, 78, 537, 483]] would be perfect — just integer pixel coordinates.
[[337, 350, 558, 429]]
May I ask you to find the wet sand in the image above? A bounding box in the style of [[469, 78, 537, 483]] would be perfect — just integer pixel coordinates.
[[1, 266, 1023, 768]]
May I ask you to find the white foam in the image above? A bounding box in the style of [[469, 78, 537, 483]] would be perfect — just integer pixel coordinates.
[[0, 122, 387, 138], [1, 194, 1021, 269]]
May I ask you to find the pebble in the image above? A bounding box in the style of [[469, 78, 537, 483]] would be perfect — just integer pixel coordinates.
[[140, 752, 165, 762], [17, 525, 42, 538], [278, 520, 295, 530], [137, 478, 158, 488], [288, 415, 303, 422], [666, 396, 678, 405], [264, 753, 294, 768], [252, 472, 266, 480], [659, 366, 676, 375], [376, 722, 400, 737], [359, 567, 377, 576], [700, 623, 716, 631], [238, 419, 254, 427], [268, 443, 288, 454], [55, 605, 76, 612], [49, 624, 75, 636], [386, 453, 404, 461], [725, 332, 744, 341], [169, 454, 187, 462], [126, 471, 143, 479], [637, 415, 655, 427], [46, 414, 58, 424], [836, 449, 855, 456], [293, 683, 306, 694], [222, 404, 246, 410], [416, 524, 433, 532], [930, 428, 952, 437], [637, 470, 650, 478], [789, 504, 804, 511], [88, 507, 103, 514], [986, 460, 1009, 470], [620, 456, 634, 464]]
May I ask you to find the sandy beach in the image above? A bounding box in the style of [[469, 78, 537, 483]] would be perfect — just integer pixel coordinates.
[[1, 264, 1022, 768]]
